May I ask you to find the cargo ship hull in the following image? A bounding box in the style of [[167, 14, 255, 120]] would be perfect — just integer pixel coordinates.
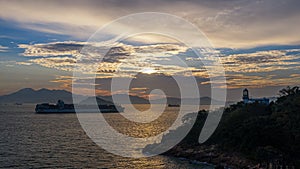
[[35, 100, 124, 114]]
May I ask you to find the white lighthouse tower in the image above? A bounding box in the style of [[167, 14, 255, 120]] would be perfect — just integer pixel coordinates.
[[243, 88, 249, 103]]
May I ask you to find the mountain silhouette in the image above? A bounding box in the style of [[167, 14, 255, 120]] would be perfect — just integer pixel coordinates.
[[0, 88, 223, 105], [0, 88, 78, 103]]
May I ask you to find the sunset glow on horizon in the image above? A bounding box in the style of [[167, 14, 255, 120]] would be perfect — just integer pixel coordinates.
[[0, 0, 299, 101]]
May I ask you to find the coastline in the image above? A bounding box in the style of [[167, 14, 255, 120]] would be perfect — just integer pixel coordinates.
[[163, 144, 258, 169]]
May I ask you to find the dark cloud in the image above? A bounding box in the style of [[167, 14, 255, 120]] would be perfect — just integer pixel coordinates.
[[103, 46, 132, 63], [42, 43, 83, 51], [1, 0, 300, 47], [94, 73, 211, 98], [234, 55, 279, 64]]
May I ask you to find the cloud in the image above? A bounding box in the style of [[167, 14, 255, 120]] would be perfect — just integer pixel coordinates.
[[215, 48, 300, 88], [16, 62, 32, 66], [32, 57, 76, 70], [184, 0, 300, 47], [0, 0, 299, 48], [18, 41, 85, 57], [18, 40, 216, 96], [0, 45, 8, 52], [17, 41, 129, 75], [92, 73, 211, 98], [290, 74, 300, 78], [18, 40, 209, 77], [18, 40, 300, 90], [221, 49, 300, 73]]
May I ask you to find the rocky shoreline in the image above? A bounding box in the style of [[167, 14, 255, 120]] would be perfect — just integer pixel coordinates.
[[164, 144, 260, 169]]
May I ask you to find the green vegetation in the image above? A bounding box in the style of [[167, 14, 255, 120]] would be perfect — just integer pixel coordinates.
[[178, 86, 300, 166]]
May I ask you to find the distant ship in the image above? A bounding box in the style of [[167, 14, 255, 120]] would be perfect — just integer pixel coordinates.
[[168, 104, 180, 107], [35, 100, 124, 113]]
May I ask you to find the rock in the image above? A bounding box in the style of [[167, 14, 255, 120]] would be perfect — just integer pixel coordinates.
[[185, 149, 194, 153]]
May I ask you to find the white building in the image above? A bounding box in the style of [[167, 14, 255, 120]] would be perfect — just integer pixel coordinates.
[[242, 88, 270, 105]]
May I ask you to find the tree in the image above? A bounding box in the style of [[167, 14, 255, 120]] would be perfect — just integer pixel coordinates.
[[279, 86, 299, 96]]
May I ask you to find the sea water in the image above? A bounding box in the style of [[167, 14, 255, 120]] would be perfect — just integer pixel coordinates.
[[0, 104, 213, 168]]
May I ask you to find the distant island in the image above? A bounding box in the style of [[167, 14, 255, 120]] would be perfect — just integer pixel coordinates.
[[0, 88, 77, 104], [0, 88, 224, 105], [146, 86, 300, 168]]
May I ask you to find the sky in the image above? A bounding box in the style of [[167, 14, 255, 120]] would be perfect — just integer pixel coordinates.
[[0, 0, 299, 101]]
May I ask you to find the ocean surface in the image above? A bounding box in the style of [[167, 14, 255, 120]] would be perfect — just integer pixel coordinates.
[[0, 104, 213, 169]]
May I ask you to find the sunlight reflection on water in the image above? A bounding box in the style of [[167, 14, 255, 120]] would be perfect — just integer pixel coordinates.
[[0, 104, 213, 168]]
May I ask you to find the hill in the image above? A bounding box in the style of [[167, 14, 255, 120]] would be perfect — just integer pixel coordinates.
[[0, 88, 79, 103], [150, 96, 224, 105], [0, 88, 222, 105], [79, 96, 115, 105], [99, 94, 150, 104], [150, 86, 300, 168]]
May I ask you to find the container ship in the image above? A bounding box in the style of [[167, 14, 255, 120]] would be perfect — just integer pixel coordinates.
[[167, 104, 180, 107], [35, 100, 124, 113]]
